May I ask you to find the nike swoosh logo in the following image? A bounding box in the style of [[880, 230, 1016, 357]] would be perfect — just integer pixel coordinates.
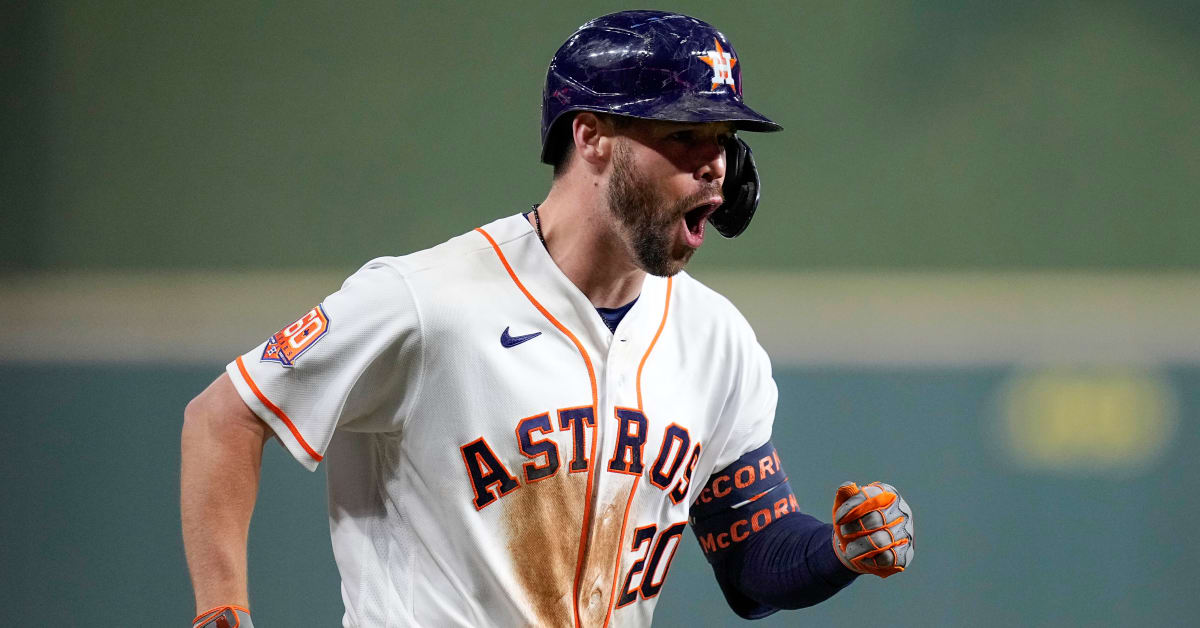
[[500, 326, 542, 348]]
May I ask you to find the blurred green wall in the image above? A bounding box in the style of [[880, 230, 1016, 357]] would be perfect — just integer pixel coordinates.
[[4, 2, 1199, 627], [4, 364, 1196, 626], [5, 0, 1199, 271]]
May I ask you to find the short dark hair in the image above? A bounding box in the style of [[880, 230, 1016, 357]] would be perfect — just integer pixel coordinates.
[[547, 113, 576, 178]]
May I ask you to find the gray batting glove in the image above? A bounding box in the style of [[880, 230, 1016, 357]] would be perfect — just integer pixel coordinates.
[[831, 481, 914, 577], [192, 605, 254, 628]]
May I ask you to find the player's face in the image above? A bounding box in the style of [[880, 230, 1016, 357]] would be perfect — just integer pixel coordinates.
[[606, 120, 731, 277]]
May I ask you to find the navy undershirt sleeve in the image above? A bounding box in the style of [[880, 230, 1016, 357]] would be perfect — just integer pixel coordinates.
[[690, 442, 858, 619], [719, 513, 858, 617]]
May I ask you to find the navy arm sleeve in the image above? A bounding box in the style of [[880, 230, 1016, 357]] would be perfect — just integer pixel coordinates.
[[689, 442, 858, 619]]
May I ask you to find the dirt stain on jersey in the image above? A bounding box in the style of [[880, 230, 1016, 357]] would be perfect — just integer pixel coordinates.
[[503, 471, 639, 627], [577, 493, 630, 627], [503, 470, 586, 627]]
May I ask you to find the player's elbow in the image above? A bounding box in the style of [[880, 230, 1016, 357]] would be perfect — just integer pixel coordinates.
[[182, 383, 220, 441], [182, 391, 206, 429], [182, 373, 270, 451]]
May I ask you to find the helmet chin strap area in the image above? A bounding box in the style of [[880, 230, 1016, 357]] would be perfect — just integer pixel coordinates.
[[709, 136, 761, 238]]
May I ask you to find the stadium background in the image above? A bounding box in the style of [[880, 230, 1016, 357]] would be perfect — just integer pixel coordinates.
[[3, 1, 1198, 625]]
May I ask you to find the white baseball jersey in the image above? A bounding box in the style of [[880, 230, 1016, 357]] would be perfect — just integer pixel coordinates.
[[227, 214, 778, 627]]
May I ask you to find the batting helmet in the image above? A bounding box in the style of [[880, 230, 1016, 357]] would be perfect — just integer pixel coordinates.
[[541, 10, 782, 237]]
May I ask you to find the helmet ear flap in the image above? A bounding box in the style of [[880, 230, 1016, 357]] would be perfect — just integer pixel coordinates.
[[709, 137, 760, 238]]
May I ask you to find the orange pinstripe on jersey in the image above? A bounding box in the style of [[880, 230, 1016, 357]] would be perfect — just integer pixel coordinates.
[[234, 356, 323, 463], [635, 277, 672, 411], [603, 275, 672, 628], [475, 226, 600, 628]]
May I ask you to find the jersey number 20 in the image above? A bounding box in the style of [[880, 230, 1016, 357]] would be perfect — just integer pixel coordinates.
[[616, 521, 687, 608]]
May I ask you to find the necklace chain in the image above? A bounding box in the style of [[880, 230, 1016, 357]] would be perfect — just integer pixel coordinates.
[[531, 204, 547, 249]]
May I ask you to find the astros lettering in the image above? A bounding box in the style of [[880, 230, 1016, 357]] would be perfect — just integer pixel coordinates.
[[459, 406, 703, 510]]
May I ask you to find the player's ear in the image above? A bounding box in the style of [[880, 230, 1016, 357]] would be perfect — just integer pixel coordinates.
[[571, 112, 614, 168]]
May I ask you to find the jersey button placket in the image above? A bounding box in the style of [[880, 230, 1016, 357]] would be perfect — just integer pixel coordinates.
[[586, 332, 625, 620], [610, 335, 643, 618]]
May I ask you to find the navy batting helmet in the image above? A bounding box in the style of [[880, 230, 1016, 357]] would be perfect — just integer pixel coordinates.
[[540, 10, 782, 237]]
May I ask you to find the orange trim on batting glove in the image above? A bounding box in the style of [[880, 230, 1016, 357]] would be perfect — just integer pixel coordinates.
[[192, 605, 250, 628], [832, 481, 914, 578]]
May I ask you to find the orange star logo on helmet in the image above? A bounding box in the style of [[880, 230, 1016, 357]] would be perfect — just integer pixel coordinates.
[[699, 38, 737, 90]]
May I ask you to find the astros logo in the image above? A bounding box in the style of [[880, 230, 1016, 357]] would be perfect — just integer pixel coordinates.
[[699, 38, 737, 90], [261, 304, 330, 367]]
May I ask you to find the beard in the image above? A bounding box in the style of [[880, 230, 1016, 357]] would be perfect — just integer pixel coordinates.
[[606, 142, 718, 277]]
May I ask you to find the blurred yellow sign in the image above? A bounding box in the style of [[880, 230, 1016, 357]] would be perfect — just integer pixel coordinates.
[[998, 368, 1176, 473]]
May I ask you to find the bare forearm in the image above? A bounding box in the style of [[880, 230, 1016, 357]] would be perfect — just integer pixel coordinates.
[[181, 374, 270, 614]]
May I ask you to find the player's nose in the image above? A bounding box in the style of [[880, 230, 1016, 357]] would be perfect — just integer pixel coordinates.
[[695, 138, 727, 184]]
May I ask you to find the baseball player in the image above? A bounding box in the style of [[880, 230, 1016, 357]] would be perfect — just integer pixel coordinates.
[[182, 10, 913, 628]]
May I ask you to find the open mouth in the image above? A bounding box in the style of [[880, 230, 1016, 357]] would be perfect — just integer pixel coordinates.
[[683, 202, 720, 240]]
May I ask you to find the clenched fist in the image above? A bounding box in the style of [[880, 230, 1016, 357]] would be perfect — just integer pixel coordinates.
[[831, 482, 913, 578]]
